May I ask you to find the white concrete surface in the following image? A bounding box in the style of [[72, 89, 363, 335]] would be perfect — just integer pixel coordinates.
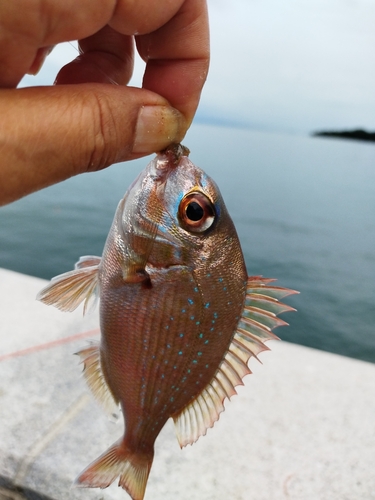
[[0, 267, 374, 500]]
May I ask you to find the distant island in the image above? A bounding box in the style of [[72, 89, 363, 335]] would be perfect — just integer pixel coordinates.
[[312, 129, 375, 143]]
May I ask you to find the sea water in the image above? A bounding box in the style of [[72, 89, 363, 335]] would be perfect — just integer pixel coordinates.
[[1, 124, 374, 363]]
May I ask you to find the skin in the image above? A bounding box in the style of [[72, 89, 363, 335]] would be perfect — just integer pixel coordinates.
[[0, 0, 209, 205]]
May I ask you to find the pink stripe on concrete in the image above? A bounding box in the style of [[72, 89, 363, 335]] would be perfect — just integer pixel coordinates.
[[0, 329, 100, 362]]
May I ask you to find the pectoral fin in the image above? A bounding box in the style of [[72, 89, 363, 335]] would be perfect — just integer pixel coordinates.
[[37, 256, 101, 314]]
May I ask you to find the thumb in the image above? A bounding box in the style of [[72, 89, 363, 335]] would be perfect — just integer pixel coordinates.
[[0, 84, 185, 205]]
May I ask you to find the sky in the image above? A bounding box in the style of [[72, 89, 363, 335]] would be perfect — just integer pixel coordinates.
[[20, 0, 375, 135]]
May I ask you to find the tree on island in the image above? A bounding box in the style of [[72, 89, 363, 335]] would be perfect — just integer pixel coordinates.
[[312, 129, 375, 142]]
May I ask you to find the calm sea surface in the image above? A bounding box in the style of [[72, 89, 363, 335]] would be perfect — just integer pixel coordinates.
[[1, 124, 374, 362]]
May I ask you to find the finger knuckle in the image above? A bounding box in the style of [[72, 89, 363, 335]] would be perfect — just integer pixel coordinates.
[[84, 90, 118, 172]]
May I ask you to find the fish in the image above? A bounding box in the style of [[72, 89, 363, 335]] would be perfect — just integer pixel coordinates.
[[37, 143, 297, 500]]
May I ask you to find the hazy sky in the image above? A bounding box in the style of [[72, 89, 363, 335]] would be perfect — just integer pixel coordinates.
[[204, 0, 375, 133], [20, 0, 375, 134]]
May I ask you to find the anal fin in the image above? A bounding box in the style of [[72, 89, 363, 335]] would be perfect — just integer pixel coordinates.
[[75, 342, 119, 418]]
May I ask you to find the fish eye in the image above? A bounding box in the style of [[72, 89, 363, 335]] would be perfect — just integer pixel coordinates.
[[178, 192, 215, 233], [186, 201, 204, 221]]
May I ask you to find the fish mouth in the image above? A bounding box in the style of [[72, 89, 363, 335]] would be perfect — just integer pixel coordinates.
[[124, 144, 199, 272], [151, 143, 190, 183]]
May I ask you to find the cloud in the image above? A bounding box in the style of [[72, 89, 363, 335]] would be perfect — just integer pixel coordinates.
[[199, 0, 375, 132]]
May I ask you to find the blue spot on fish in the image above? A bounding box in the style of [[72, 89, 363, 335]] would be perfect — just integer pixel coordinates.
[[187, 298, 194, 305], [204, 302, 210, 308], [200, 174, 209, 189], [214, 202, 221, 218]]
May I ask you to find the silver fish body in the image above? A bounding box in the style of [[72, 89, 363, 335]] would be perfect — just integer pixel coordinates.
[[38, 144, 297, 500]]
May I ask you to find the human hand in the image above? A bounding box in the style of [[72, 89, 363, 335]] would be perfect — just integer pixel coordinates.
[[0, 0, 209, 205]]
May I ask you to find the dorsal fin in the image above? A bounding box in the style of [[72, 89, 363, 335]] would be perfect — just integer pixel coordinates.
[[173, 276, 298, 447]]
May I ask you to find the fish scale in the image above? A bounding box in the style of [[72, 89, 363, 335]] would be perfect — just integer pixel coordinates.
[[102, 270, 232, 422], [37, 143, 298, 500]]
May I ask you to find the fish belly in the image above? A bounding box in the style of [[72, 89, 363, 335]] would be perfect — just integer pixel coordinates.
[[99, 264, 245, 449]]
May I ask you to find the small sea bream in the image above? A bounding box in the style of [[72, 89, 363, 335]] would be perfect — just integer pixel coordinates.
[[38, 144, 297, 500]]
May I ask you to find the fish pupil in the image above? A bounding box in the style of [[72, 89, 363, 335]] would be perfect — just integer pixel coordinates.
[[186, 202, 204, 221]]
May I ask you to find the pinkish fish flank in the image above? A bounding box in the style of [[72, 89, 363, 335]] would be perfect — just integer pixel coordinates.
[[38, 144, 297, 500]]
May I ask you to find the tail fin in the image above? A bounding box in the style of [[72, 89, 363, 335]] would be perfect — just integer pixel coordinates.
[[75, 439, 154, 500]]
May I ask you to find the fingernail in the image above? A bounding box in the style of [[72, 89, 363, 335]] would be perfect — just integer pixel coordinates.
[[27, 46, 55, 76], [133, 105, 185, 154]]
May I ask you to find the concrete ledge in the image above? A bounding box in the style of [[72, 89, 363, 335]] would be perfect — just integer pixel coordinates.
[[1, 268, 374, 499]]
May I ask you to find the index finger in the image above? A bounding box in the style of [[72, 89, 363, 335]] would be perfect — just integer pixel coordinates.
[[136, 0, 209, 128]]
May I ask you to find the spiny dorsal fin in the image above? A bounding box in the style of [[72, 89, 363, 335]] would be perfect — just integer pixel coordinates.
[[75, 342, 119, 419], [173, 276, 298, 447], [37, 256, 101, 314]]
